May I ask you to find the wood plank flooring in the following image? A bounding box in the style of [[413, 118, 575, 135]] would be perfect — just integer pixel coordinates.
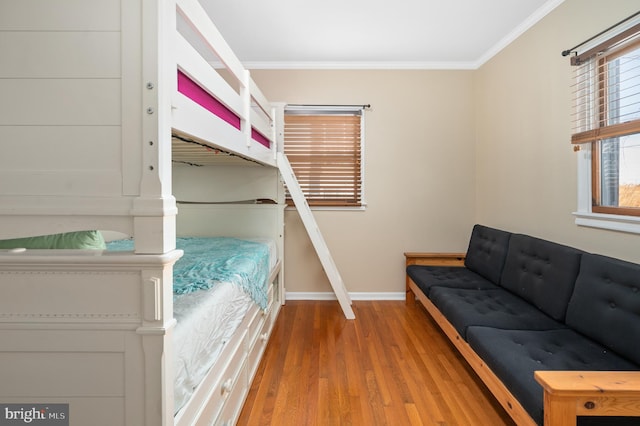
[[238, 300, 515, 426]]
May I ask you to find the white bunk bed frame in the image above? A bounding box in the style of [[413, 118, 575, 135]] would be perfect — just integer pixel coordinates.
[[0, 1, 284, 425]]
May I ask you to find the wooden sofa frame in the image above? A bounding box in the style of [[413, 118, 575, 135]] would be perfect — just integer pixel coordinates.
[[405, 252, 640, 426]]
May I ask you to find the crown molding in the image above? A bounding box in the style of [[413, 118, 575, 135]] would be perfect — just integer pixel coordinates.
[[241, 60, 478, 70], [474, 0, 565, 68]]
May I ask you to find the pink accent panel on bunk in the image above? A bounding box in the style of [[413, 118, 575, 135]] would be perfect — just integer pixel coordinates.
[[177, 70, 241, 130], [177, 71, 271, 148], [251, 128, 270, 148]]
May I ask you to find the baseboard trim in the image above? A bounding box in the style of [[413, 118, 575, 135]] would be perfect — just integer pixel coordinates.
[[285, 291, 406, 301]]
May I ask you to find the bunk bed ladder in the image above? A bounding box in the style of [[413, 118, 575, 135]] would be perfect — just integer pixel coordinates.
[[276, 152, 355, 320]]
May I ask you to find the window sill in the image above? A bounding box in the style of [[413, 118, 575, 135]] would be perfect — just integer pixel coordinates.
[[573, 211, 640, 235]]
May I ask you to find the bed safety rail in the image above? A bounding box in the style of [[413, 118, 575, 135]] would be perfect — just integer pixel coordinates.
[[174, 0, 276, 165]]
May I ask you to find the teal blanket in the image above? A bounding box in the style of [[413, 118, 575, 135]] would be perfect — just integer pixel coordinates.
[[107, 237, 270, 309]]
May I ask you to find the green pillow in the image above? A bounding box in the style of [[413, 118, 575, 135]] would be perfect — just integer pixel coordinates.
[[0, 231, 106, 250]]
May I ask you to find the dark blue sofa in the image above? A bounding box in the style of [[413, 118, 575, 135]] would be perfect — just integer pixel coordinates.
[[405, 224, 640, 426]]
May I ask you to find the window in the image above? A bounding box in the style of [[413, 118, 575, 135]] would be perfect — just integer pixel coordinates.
[[569, 15, 640, 232], [284, 105, 365, 208]]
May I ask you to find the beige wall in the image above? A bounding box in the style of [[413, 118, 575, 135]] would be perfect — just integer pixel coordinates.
[[252, 70, 476, 294], [474, 0, 640, 264], [253, 0, 640, 295]]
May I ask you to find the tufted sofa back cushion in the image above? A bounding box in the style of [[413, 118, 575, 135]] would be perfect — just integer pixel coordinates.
[[500, 234, 584, 322], [566, 253, 640, 366], [464, 225, 511, 285]]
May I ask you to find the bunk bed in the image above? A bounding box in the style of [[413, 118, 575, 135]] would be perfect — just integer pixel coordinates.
[[0, 1, 284, 425]]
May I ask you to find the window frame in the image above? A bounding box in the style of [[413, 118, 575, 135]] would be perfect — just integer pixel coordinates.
[[574, 143, 640, 235], [571, 19, 640, 233], [283, 105, 366, 210], [590, 42, 640, 217]]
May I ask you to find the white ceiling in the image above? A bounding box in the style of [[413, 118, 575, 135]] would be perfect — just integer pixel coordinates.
[[199, 0, 564, 69]]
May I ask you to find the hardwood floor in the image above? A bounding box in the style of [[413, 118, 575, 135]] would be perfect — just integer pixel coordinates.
[[238, 300, 515, 426]]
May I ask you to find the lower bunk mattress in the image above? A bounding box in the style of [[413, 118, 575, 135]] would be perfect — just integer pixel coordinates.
[[106, 236, 278, 414]]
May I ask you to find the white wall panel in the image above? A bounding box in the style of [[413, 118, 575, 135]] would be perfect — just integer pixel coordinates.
[[0, 0, 120, 31], [0, 126, 121, 171], [0, 32, 121, 79], [176, 204, 283, 240], [0, 170, 124, 196], [173, 165, 281, 202], [0, 79, 120, 126], [0, 271, 141, 317], [0, 352, 124, 396]]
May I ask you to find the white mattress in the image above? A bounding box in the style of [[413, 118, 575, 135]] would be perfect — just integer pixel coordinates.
[[173, 281, 252, 413], [172, 237, 278, 414]]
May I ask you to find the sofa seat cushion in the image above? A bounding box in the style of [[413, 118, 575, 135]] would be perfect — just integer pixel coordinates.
[[467, 327, 640, 425], [429, 287, 565, 339], [406, 265, 498, 298], [500, 234, 584, 322]]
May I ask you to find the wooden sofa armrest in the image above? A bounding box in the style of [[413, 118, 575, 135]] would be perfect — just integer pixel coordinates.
[[404, 252, 467, 266], [404, 252, 466, 302], [534, 371, 640, 425]]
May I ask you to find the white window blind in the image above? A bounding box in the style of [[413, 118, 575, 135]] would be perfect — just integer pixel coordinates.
[[284, 106, 364, 207], [570, 22, 640, 145]]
